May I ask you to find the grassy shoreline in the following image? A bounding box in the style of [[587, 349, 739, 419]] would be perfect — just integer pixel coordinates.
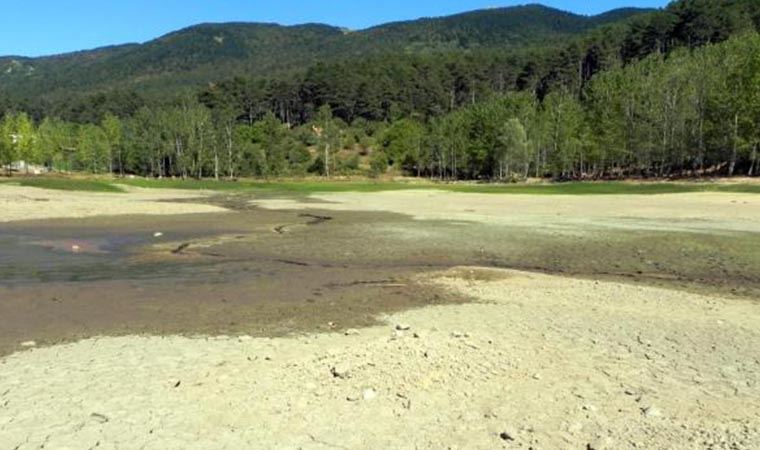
[[2, 175, 760, 195]]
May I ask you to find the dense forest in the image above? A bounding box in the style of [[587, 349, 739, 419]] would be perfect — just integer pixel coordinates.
[[1, 0, 759, 180], [0, 5, 649, 99]]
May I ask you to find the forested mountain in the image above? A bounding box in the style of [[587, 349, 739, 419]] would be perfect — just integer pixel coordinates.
[[0, 5, 649, 99], [2, 0, 760, 181]]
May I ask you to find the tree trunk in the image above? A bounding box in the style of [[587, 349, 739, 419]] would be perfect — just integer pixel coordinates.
[[197, 132, 204, 179], [214, 148, 219, 181], [226, 124, 234, 180], [118, 147, 124, 177], [324, 144, 330, 178], [728, 113, 738, 177], [749, 144, 758, 177]]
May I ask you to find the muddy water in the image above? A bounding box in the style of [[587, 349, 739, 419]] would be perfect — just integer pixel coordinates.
[[1, 194, 759, 356], [0, 207, 469, 356]]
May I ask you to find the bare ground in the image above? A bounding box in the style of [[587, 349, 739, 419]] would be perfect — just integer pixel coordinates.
[[0, 185, 224, 222], [1, 268, 758, 449], [1, 187, 759, 449], [254, 190, 760, 234]]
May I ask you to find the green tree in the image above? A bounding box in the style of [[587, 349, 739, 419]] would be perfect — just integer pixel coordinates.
[[497, 118, 531, 180], [102, 113, 123, 176], [77, 124, 108, 173], [382, 119, 425, 176], [313, 105, 340, 177]]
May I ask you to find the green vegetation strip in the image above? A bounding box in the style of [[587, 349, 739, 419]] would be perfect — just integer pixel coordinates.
[[4, 177, 759, 195], [120, 178, 760, 195], [0, 178, 125, 193]]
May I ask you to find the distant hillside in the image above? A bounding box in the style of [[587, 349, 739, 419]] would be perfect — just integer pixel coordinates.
[[0, 4, 652, 98]]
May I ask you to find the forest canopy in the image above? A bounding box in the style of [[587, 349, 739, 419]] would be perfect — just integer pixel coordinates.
[[0, 0, 758, 180]]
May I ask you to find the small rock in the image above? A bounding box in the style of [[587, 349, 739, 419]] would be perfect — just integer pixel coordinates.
[[413, 332, 422, 339], [391, 329, 405, 339], [532, 373, 542, 381], [20, 341, 36, 347], [395, 324, 411, 331], [331, 364, 351, 379], [90, 413, 109, 424], [642, 406, 662, 417], [346, 394, 360, 402], [451, 331, 469, 338], [587, 437, 614, 450], [499, 430, 516, 441], [153, 232, 163, 238], [344, 328, 360, 336], [362, 388, 377, 401]]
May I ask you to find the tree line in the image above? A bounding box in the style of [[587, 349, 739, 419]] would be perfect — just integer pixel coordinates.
[[1, 1, 759, 180]]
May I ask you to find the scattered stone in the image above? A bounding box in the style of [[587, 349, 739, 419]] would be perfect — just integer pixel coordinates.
[[331, 364, 351, 379], [173, 380, 181, 388], [464, 341, 480, 350], [587, 437, 614, 450], [362, 388, 377, 401], [532, 373, 542, 381], [642, 406, 662, 417], [344, 328, 360, 336], [90, 413, 109, 424], [20, 341, 36, 348], [153, 232, 163, 238], [391, 329, 405, 339], [582, 404, 598, 412], [451, 331, 469, 338], [395, 324, 411, 331], [413, 332, 422, 339], [346, 394, 360, 402], [499, 430, 516, 441]]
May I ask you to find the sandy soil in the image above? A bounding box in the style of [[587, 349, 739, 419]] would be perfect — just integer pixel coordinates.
[[2, 187, 760, 449], [0, 185, 225, 222], [255, 190, 760, 234], [1, 267, 758, 449]]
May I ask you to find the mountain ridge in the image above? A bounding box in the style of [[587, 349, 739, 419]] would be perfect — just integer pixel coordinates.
[[0, 4, 655, 98]]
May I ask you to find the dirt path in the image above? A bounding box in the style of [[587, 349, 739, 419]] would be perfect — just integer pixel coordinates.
[[1, 268, 758, 449]]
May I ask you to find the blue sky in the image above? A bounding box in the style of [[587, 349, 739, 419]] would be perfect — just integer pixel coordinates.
[[2, 0, 669, 57]]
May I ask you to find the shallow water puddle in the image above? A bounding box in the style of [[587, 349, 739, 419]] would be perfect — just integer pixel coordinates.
[[0, 224, 216, 284]]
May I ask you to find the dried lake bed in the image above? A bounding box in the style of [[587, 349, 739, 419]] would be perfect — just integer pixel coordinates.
[[1, 183, 759, 449]]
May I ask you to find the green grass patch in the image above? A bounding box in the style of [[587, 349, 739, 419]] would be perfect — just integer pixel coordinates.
[[118, 178, 256, 191], [5, 176, 760, 196], [118, 178, 760, 195], [0, 177, 125, 193]]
